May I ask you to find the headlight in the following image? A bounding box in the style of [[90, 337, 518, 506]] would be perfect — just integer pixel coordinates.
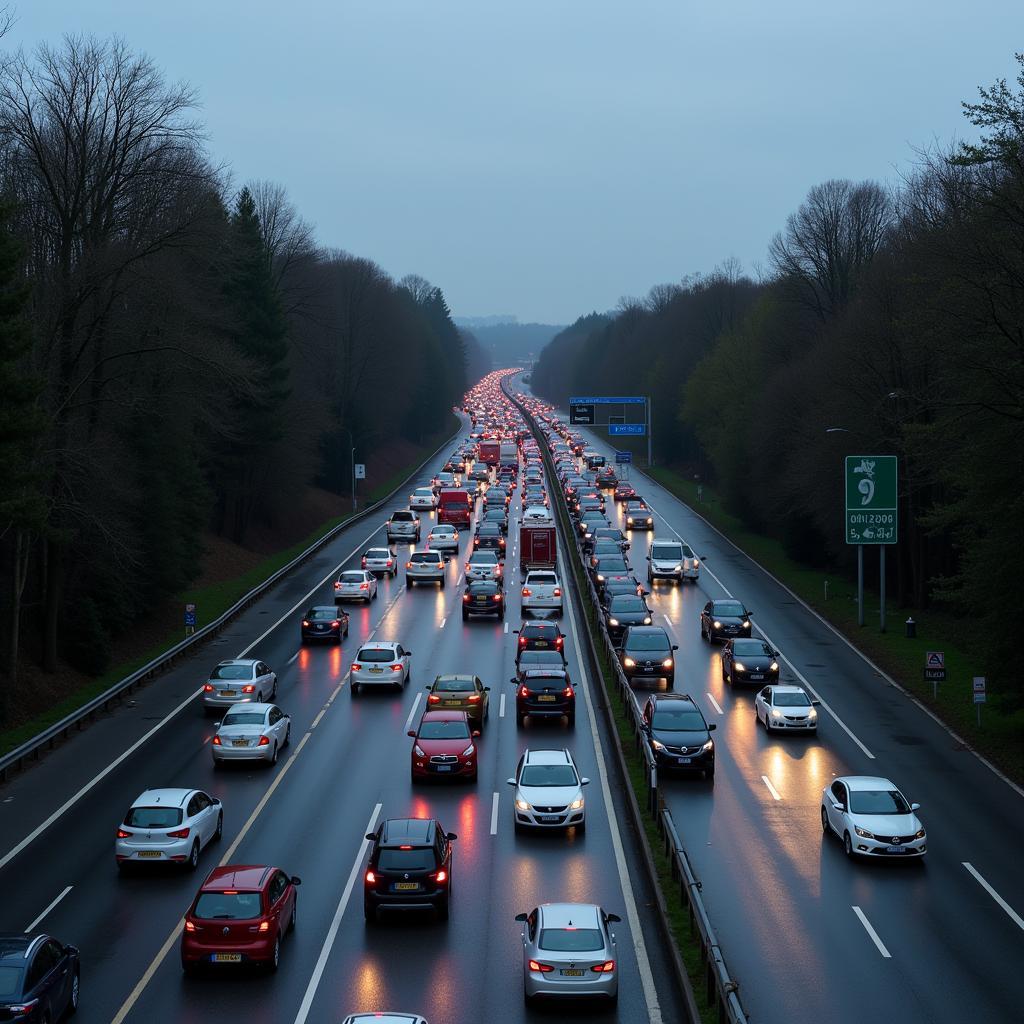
[[713, 621, 722, 628], [693, 558, 700, 566], [414, 744, 426, 756], [733, 662, 746, 672], [673, 564, 682, 572], [646, 517, 652, 524], [569, 797, 585, 810], [514, 798, 531, 811], [626, 518, 634, 525], [770, 708, 783, 718], [770, 662, 779, 671], [608, 617, 619, 626], [854, 826, 874, 840], [643, 616, 651, 624], [650, 739, 666, 751], [913, 828, 926, 839], [462, 745, 475, 756], [662, 658, 673, 668], [623, 657, 635, 667], [701, 739, 714, 752], [807, 708, 818, 720], [596, 574, 604, 582], [742, 620, 750, 628]]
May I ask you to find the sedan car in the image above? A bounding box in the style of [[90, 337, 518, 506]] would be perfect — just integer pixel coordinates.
[[462, 579, 505, 619], [821, 776, 926, 859], [342, 1014, 428, 1024], [301, 605, 349, 643], [408, 710, 480, 782], [588, 539, 626, 568], [409, 486, 438, 511], [426, 674, 490, 727], [364, 817, 456, 922], [426, 523, 460, 553], [350, 641, 412, 694], [602, 593, 652, 643], [515, 620, 565, 657], [515, 903, 620, 1006], [212, 703, 291, 767], [619, 626, 677, 685], [482, 505, 509, 533], [334, 569, 379, 603], [755, 684, 819, 732], [641, 694, 716, 777], [181, 864, 300, 973], [116, 788, 223, 871], [203, 659, 277, 713], [405, 549, 446, 587], [721, 638, 779, 685], [508, 748, 588, 832], [590, 555, 635, 595], [623, 500, 653, 530], [0, 934, 80, 1021], [700, 599, 752, 642], [514, 670, 575, 727], [362, 547, 398, 577], [613, 482, 636, 501]]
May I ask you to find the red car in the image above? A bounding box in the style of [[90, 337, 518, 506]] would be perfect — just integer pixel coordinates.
[[408, 710, 480, 782], [614, 482, 636, 501], [181, 864, 300, 973]]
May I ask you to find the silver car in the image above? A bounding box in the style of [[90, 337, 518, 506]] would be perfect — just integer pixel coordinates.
[[387, 509, 421, 543], [466, 549, 503, 582], [427, 524, 460, 553], [334, 569, 379, 603], [406, 549, 446, 587], [755, 684, 819, 732], [362, 546, 398, 577], [351, 641, 412, 695], [409, 486, 437, 511], [341, 1016, 427, 1024], [212, 702, 291, 767], [821, 776, 926, 859], [521, 571, 563, 616], [508, 748, 588, 832], [203, 659, 277, 713], [115, 788, 222, 872], [515, 903, 620, 1006]]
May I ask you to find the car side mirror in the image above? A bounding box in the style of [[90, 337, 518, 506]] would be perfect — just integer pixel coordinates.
[[672, 644, 679, 651], [365, 833, 377, 841], [514, 912, 528, 922], [708, 723, 717, 731], [641, 722, 651, 733], [290, 876, 302, 886], [513, 629, 520, 634], [484, 686, 491, 691], [214, 721, 221, 728], [506, 778, 516, 786], [510, 678, 518, 684], [812, 699, 821, 706], [747, 611, 754, 617], [607, 913, 622, 923], [212, 797, 221, 805], [407, 730, 417, 738], [424, 685, 432, 690], [446, 832, 458, 840], [645, 554, 651, 560], [911, 802, 921, 811], [581, 778, 590, 786]]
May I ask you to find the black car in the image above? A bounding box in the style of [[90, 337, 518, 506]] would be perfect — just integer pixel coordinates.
[[0, 934, 80, 1021], [641, 694, 716, 778], [623, 500, 654, 531], [482, 486, 511, 510], [514, 620, 566, 660], [603, 594, 653, 643], [602, 578, 646, 603], [590, 555, 635, 595], [474, 522, 507, 556], [514, 648, 569, 681], [721, 637, 779, 685], [513, 669, 576, 727], [588, 539, 627, 568], [462, 580, 505, 620], [584, 525, 629, 555], [620, 625, 678, 686], [482, 505, 509, 534], [700, 599, 753, 643], [363, 817, 457, 922], [300, 605, 350, 644]]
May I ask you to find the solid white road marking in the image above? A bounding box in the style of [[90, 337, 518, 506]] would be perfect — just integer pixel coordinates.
[[963, 862, 1024, 931], [490, 792, 500, 835], [504, 621, 509, 634], [24, 885, 72, 933], [286, 651, 299, 666], [663, 613, 673, 626], [440, 617, 446, 629], [706, 692, 724, 715], [852, 905, 891, 958], [403, 693, 423, 735], [499, 692, 506, 717], [293, 804, 383, 1024], [761, 775, 782, 801]]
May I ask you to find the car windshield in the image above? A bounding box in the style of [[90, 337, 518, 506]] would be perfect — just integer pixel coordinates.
[[714, 601, 745, 616], [340, 572, 365, 583], [539, 928, 604, 952], [597, 558, 628, 572], [628, 633, 669, 651], [392, 512, 414, 521], [410, 553, 438, 563], [307, 609, 336, 620], [471, 583, 499, 594], [651, 545, 681, 559], [194, 892, 262, 920], [418, 721, 471, 739], [125, 806, 184, 828], [733, 639, 769, 655], [610, 596, 645, 613], [0, 965, 23, 998], [520, 765, 577, 787], [223, 712, 267, 726], [848, 789, 912, 815], [652, 708, 705, 730], [431, 528, 454, 536], [415, 488, 433, 495], [471, 552, 498, 563], [772, 691, 810, 707], [435, 678, 475, 692], [478, 525, 500, 535], [356, 648, 395, 662], [210, 663, 252, 680], [366, 549, 391, 558], [378, 848, 435, 872]]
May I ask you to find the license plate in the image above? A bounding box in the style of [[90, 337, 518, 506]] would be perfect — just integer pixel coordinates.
[[644, 663, 653, 671], [220, 690, 236, 697], [394, 882, 420, 891], [213, 953, 241, 963], [476, 597, 487, 603], [885, 846, 907, 854], [232, 739, 248, 747], [538, 695, 557, 702], [677, 757, 692, 765], [137, 850, 161, 858], [749, 673, 764, 680], [443, 700, 461, 706], [435, 764, 452, 772], [535, 640, 548, 647], [560, 969, 584, 977], [369, 667, 383, 673], [539, 815, 561, 823]]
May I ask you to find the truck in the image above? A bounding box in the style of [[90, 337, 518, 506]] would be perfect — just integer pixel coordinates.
[[520, 515, 557, 579], [437, 488, 473, 530], [478, 439, 501, 466]]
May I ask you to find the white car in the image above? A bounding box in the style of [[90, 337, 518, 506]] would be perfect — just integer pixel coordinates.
[[646, 538, 700, 584], [521, 571, 563, 616], [508, 748, 588, 832], [351, 641, 412, 695], [522, 505, 552, 522], [406, 549, 446, 587], [342, 1016, 427, 1024], [203, 659, 277, 713], [466, 549, 503, 582], [409, 486, 438, 511], [115, 788, 222, 872], [427, 524, 460, 553], [755, 684, 819, 732], [334, 569, 378, 603], [821, 776, 927, 859], [362, 546, 398, 577], [387, 509, 421, 543], [212, 702, 291, 767]]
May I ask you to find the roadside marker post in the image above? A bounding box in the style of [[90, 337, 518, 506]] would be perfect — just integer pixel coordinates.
[[973, 677, 986, 727]]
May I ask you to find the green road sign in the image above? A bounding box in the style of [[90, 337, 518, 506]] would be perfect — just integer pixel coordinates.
[[845, 456, 898, 545]]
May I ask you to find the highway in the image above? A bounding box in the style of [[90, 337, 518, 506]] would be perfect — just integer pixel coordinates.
[[0, 414, 685, 1024], [522, 379, 1024, 1024]]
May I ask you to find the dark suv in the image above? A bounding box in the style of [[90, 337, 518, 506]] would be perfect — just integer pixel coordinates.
[[0, 934, 80, 1021], [363, 817, 458, 922], [513, 669, 576, 727], [514, 620, 565, 660], [641, 694, 716, 779], [619, 625, 678, 685]]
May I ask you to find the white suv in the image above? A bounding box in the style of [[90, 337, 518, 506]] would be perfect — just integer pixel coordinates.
[[351, 642, 412, 695], [406, 549, 446, 587], [427, 524, 460, 553], [521, 571, 563, 615], [507, 748, 588, 832], [387, 509, 421, 543], [647, 538, 700, 584]]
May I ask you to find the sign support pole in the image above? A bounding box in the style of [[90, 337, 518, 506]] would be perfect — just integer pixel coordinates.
[[857, 545, 864, 626], [879, 545, 886, 632], [647, 398, 653, 467]]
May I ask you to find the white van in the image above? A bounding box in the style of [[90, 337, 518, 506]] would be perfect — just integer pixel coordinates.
[[646, 538, 700, 584]]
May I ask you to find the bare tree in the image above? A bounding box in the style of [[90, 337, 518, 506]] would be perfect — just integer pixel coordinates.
[[247, 179, 319, 305]]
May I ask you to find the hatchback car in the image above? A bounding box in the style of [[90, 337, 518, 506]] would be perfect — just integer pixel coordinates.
[[426, 523, 460, 553], [821, 776, 926, 859], [482, 505, 509, 533], [641, 694, 716, 777], [362, 546, 398, 577], [474, 521, 507, 555], [181, 864, 300, 973], [462, 579, 505, 619], [722, 638, 779, 684], [386, 509, 421, 543], [602, 593, 652, 642], [590, 555, 636, 595], [203, 659, 277, 713], [514, 670, 576, 727], [409, 486, 437, 511], [588, 539, 626, 567], [619, 626, 677, 685], [301, 605, 349, 643], [0, 934, 80, 1022], [350, 641, 412, 694], [515, 620, 565, 658], [514, 648, 569, 680], [700, 599, 752, 642], [342, 1015, 427, 1024], [623, 500, 653, 530], [521, 571, 563, 615], [116, 788, 223, 871], [426, 674, 490, 726], [515, 903, 620, 1006], [408, 710, 480, 782], [755, 684, 819, 732], [364, 818, 457, 922], [406, 549, 446, 587], [334, 569, 379, 603], [613, 482, 636, 501], [212, 703, 291, 767], [508, 748, 588, 832], [466, 549, 503, 582]]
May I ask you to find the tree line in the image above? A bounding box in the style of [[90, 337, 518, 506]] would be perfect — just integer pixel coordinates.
[[534, 55, 1024, 700], [0, 35, 484, 720]]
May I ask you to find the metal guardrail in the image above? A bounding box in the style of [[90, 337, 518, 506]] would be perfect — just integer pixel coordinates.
[[0, 427, 462, 782], [508, 383, 747, 1024]]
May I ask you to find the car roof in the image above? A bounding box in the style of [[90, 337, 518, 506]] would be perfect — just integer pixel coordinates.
[[467, 579, 499, 589], [0, 935, 35, 959], [650, 692, 697, 705], [538, 903, 602, 928], [216, 658, 258, 667], [224, 701, 274, 713], [131, 788, 193, 807], [308, 604, 340, 612], [380, 817, 435, 846], [365, 547, 392, 553], [358, 641, 399, 650], [839, 776, 898, 791], [625, 626, 667, 637], [201, 865, 274, 891], [765, 684, 807, 695], [420, 710, 469, 722], [434, 674, 475, 683], [521, 669, 569, 679], [524, 748, 572, 766]]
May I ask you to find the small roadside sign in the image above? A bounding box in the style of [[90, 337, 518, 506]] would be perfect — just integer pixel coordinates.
[[354, 463, 366, 480], [184, 603, 197, 636], [972, 676, 986, 703], [923, 651, 946, 682], [615, 451, 632, 464]]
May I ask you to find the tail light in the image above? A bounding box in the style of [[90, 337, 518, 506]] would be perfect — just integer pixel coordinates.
[[555, 637, 564, 650], [406, 561, 413, 568], [386, 559, 393, 567], [519, 685, 529, 698], [365, 870, 376, 884], [522, 588, 531, 597], [334, 581, 342, 590], [493, 594, 502, 602], [257, 736, 270, 746], [591, 960, 616, 973], [528, 960, 554, 973], [563, 686, 573, 698], [168, 827, 191, 839], [302, 620, 310, 627], [359, 582, 369, 590], [361, 557, 367, 568], [434, 869, 448, 884], [203, 684, 214, 692], [242, 684, 255, 694], [553, 588, 561, 597], [184, 921, 196, 932], [518, 636, 527, 647], [351, 663, 362, 671], [428, 694, 440, 703], [256, 920, 270, 933], [390, 664, 403, 672], [331, 621, 340, 628], [117, 828, 132, 838], [467, 694, 481, 702], [462, 595, 470, 603], [212, 736, 222, 745]]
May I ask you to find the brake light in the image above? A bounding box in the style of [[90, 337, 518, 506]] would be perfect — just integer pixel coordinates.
[[528, 960, 554, 973], [365, 870, 376, 884], [386, 559, 393, 566], [184, 921, 196, 932], [359, 583, 369, 590], [117, 828, 132, 838], [242, 684, 255, 693], [435, 869, 448, 884], [257, 736, 270, 746], [257, 920, 270, 933], [592, 960, 616, 973], [334, 581, 342, 589], [406, 561, 413, 568], [555, 637, 564, 649], [203, 684, 214, 692], [563, 686, 573, 698], [493, 594, 502, 601], [463, 594, 470, 602], [428, 694, 440, 703], [519, 685, 529, 698], [351, 663, 362, 671], [467, 694, 481, 702], [553, 588, 561, 597], [212, 736, 221, 745], [331, 620, 340, 628], [399, 845, 413, 850], [391, 664, 403, 672], [168, 827, 190, 839], [522, 588, 531, 597], [518, 636, 527, 647]]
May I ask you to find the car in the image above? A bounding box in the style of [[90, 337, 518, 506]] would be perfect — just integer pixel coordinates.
[[602, 578, 646, 603], [482, 505, 509, 533], [363, 818, 457, 922], [522, 504, 551, 522], [755, 684, 820, 732], [507, 748, 588, 832], [426, 523, 460, 553], [426, 674, 490, 727], [514, 648, 569, 680], [515, 903, 620, 1006], [466, 548, 503, 582], [577, 512, 609, 541], [0, 934, 80, 1021], [212, 703, 291, 767], [514, 669, 576, 727], [362, 546, 398, 577], [613, 482, 636, 501], [722, 638, 780, 684], [619, 625, 677, 685], [351, 641, 412, 694], [474, 521, 507, 555], [521, 571, 563, 616], [641, 694, 716, 777], [700, 599, 752, 642], [646, 538, 701, 584], [181, 864, 300, 973], [584, 525, 628, 555], [595, 466, 618, 488], [386, 509, 421, 543], [590, 555, 637, 595], [482, 485, 512, 510], [408, 710, 480, 782], [462, 579, 505, 619], [514, 620, 565, 657], [116, 788, 223, 871], [623, 500, 653, 530], [409, 486, 438, 511], [820, 776, 926, 859], [342, 1016, 428, 1024], [406, 549, 447, 587], [301, 605, 349, 643], [470, 465, 490, 482], [203, 659, 277, 713], [334, 569, 379, 603], [602, 593, 652, 642], [588, 538, 626, 567]]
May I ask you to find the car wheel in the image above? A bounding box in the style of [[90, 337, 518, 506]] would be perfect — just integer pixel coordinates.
[[514, 820, 524, 835], [608, 988, 619, 1008], [364, 902, 377, 925], [268, 935, 280, 972], [181, 960, 199, 977], [214, 813, 223, 842], [516, 713, 526, 728], [843, 831, 854, 858], [437, 896, 450, 922], [186, 840, 199, 872], [270, 742, 278, 766], [283, 723, 291, 747], [567, 713, 576, 729], [289, 899, 296, 933], [820, 806, 830, 834], [68, 969, 80, 1015], [406, 576, 413, 587], [350, 682, 359, 697], [462, 611, 469, 621], [764, 716, 772, 734], [439, 577, 445, 588]]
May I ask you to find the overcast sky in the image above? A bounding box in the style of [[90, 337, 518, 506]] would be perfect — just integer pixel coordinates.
[[4, 1, 1019, 323]]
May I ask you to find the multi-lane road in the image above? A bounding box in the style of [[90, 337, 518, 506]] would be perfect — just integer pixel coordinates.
[[523, 378, 1024, 1024], [0, 413, 685, 1024]]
